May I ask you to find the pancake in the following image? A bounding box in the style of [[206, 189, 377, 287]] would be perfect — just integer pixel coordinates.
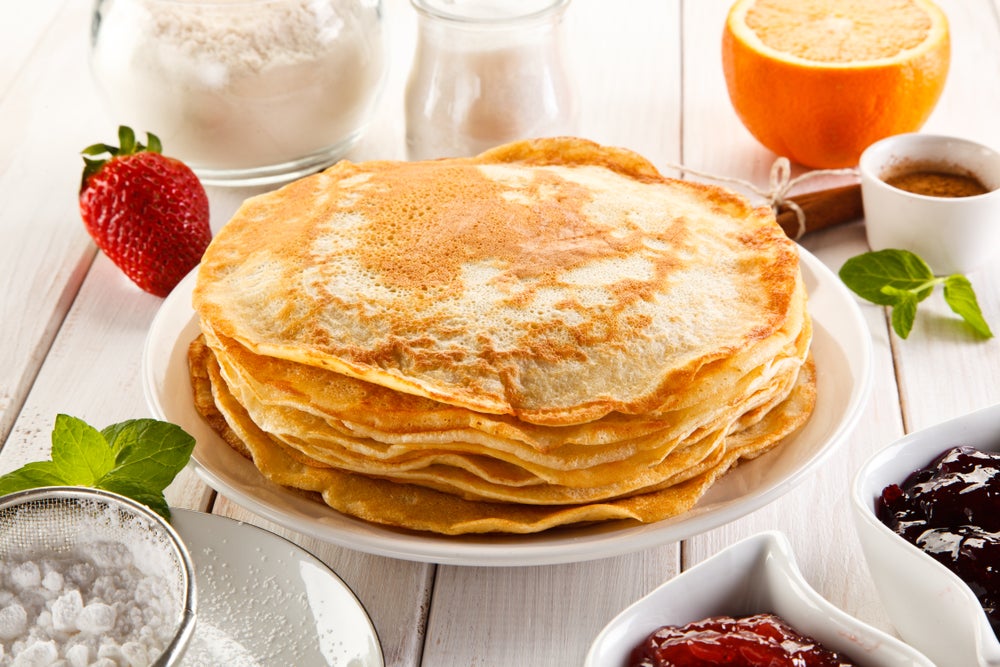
[[193, 138, 802, 427], [190, 337, 815, 534], [187, 137, 816, 535], [200, 320, 808, 500]]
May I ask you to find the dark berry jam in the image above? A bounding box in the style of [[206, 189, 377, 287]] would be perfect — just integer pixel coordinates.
[[628, 612, 857, 666], [877, 445, 1000, 633]]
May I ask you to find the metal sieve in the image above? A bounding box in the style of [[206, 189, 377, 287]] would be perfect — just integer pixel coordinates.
[[0, 486, 197, 666]]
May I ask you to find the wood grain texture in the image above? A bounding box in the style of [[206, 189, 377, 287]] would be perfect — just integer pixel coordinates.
[[0, 0, 68, 100], [888, 2, 1000, 431], [0, 0, 111, 446]]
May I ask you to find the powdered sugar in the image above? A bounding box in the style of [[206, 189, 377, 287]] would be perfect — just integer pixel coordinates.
[[0, 541, 178, 667]]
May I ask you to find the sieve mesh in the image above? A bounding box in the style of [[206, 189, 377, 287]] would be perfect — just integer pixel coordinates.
[[0, 487, 197, 666]]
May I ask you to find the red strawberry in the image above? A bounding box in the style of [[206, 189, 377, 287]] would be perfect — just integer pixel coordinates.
[[79, 126, 211, 297]]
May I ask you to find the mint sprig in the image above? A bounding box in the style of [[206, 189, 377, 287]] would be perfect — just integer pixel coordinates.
[[0, 414, 195, 519], [838, 249, 994, 340]]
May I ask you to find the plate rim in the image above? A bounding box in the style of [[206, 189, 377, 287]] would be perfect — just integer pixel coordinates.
[[170, 507, 384, 666], [143, 247, 873, 566]]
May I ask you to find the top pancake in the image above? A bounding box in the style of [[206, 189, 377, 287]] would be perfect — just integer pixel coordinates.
[[193, 137, 801, 427]]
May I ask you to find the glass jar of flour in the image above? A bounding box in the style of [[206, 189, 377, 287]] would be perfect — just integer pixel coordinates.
[[405, 0, 576, 161], [90, 0, 387, 186]]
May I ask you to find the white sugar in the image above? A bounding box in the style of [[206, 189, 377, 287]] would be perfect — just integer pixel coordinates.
[[51, 591, 82, 633], [0, 542, 178, 666], [11, 639, 57, 666], [8, 565, 40, 591], [0, 606, 26, 641]]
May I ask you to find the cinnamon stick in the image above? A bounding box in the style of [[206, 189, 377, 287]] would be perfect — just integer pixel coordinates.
[[776, 183, 863, 238]]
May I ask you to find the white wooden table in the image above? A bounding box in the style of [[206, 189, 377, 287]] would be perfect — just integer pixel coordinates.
[[3, 1, 999, 665]]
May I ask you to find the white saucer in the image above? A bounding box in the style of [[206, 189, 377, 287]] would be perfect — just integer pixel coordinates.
[[171, 509, 383, 667]]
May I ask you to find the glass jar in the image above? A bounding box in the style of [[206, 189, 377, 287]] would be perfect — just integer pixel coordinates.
[[405, 0, 576, 161], [89, 0, 387, 186]]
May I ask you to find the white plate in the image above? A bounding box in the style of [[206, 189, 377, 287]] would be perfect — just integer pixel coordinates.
[[852, 402, 1000, 667], [170, 509, 383, 667], [585, 531, 933, 667], [143, 247, 872, 566]]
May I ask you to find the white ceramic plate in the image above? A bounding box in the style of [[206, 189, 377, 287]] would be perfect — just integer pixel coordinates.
[[852, 402, 1000, 667], [170, 509, 383, 667], [585, 531, 933, 667], [143, 247, 872, 566]]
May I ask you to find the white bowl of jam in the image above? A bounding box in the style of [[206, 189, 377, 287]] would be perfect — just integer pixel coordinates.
[[585, 531, 932, 667], [852, 401, 1000, 667]]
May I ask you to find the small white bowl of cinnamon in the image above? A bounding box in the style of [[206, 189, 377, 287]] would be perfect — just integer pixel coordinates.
[[859, 133, 1000, 275]]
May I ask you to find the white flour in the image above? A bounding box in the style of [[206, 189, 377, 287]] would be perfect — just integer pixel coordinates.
[[90, 0, 386, 172], [0, 542, 177, 667]]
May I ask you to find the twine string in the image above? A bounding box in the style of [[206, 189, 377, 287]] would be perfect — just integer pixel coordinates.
[[663, 158, 859, 239]]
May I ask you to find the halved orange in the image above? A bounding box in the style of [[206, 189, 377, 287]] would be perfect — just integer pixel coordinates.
[[722, 0, 950, 168]]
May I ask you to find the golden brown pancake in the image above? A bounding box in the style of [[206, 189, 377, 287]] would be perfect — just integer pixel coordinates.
[[188, 137, 816, 535], [189, 337, 815, 534], [193, 138, 802, 426]]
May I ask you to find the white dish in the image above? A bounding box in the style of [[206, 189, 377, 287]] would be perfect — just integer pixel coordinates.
[[143, 247, 872, 566], [852, 402, 1000, 667], [585, 531, 933, 667], [859, 133, 1000, 275], [170, 508, 383, 667]]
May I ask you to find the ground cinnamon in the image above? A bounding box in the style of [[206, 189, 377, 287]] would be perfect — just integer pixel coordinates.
[[883, 170, 989, 197]]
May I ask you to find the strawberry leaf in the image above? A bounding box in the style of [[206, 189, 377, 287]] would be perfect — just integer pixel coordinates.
[[81, 143, 119, 157], [118, 125, 137, 154], [79, 126, 164, 191], [80, 157, 106, 191], [146, 132, 163, 154]]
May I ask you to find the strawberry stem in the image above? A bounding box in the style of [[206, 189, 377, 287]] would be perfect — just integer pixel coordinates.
[[80, 125, 163, 191]]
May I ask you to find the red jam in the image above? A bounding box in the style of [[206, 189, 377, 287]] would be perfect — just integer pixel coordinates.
[[877, 445, 1000, 632], [628, 612, 857, 667]]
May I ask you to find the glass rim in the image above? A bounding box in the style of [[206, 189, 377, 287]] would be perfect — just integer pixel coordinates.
[[410, 0, 571, 26]]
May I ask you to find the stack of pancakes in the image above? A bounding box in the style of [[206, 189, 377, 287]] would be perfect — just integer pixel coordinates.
[[188, 137, 816, 535]]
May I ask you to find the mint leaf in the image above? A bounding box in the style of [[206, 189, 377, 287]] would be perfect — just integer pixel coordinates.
[[882, 286, 919, 339], [943, 275, 994, 338], [839, 248, 993, 340], [51, 414, 115, 485], [101, 419, 195, 489], [0, 415, 195, 519], [97, 478, 171, 520], [0, 462, 65, 496], [838, 249, 935, 306]]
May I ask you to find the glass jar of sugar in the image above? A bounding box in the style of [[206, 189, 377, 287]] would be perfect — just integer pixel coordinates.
[[405, 0, 576, 161], [89, 0, 387, 186]]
